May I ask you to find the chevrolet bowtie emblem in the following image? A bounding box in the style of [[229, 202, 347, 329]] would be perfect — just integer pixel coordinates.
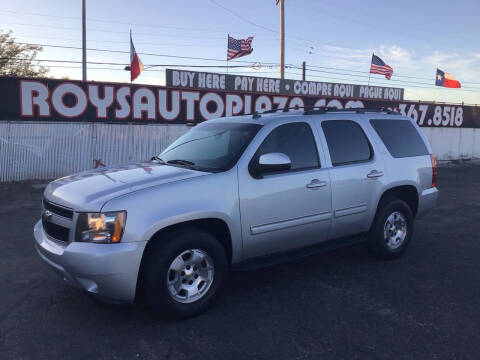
[[42, 210, 53, 222]]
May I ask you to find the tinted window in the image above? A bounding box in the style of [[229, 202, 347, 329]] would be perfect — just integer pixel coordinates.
[[256, 122, 320, 171], [159, 122, 261, 172], [370, 119, 429, 158], [321, 120, 372, 166]]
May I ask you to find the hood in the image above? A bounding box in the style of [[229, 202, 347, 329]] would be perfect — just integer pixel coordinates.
[[44, 162, 207, 211]]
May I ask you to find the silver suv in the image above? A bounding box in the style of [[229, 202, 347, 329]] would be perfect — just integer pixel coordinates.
[[34, 109, 438, 319]]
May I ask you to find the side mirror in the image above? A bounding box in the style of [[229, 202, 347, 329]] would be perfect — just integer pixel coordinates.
[[254, 152, 291, 176]]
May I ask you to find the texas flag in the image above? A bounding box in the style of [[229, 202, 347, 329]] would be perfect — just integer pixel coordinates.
[[130, 30, 144, 82], [435, 68, 461, 88]]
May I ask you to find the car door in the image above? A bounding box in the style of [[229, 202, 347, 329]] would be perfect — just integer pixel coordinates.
[[238, 120, 332, 260], [316, 118, 385, 239]]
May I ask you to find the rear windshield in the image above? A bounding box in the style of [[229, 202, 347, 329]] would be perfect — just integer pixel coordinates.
[[370, 119, 429, 158]]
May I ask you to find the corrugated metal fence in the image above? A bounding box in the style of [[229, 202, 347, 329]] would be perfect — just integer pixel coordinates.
[[0, 121, 188, 182], [1, 121, 480, 182]]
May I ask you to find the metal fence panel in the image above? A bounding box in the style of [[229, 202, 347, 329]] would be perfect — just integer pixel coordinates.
[[0, 121, 188, 182]]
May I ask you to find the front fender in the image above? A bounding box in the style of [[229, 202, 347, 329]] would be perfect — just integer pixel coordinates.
[[101, 169, 243, 263]]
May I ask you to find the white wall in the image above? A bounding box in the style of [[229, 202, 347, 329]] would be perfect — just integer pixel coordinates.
[[420, 127, 480, 160], [1, 121, 479, 182]]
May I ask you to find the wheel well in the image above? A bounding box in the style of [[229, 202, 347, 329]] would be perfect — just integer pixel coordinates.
[[377, 185, 419, 217], [135, 218, 233, 299], [146, 217, 232, 261]]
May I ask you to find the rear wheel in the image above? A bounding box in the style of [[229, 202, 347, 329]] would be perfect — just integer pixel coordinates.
[[368, 199, 413, 259], [143, 229, 228, 319]]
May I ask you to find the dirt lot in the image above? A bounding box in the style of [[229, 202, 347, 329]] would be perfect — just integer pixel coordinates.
[[1, 162, 479, 360]]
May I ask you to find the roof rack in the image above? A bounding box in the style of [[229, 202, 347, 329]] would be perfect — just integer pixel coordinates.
[[252, 106, 398, 119], [354, 107, 399, 114]]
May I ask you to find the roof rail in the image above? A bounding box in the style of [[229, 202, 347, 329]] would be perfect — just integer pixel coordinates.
[[251, 107, 303, 119], [304, 107, 356, 115], [354, 107, 399, 115], [304, 107, 399, 115], [251, 106, 398, 119]]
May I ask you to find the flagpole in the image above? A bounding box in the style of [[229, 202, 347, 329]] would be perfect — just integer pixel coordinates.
[[367, 52, 372, 86], [226, 34, 229, 75], [279, 0, 285, 79], [82, 0, 87, 81], [130, 29, 132, 84]]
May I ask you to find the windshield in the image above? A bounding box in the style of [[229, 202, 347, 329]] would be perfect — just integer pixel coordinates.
[[158, 122, 261, 172]]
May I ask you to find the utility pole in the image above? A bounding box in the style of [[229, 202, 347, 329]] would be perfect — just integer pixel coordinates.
[[302, 61, 306, 81], [279, 0, 285, 79], [82, 0, 87, 81]]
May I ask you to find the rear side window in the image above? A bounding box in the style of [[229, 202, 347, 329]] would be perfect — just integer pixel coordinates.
[[256, 122, 320, 171], [321, 120, 372, 166], [370, 119, 429, 158]]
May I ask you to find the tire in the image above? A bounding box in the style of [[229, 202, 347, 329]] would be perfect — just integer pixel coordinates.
[[368, 199, 414, 260], [142, 228, 228, 320]]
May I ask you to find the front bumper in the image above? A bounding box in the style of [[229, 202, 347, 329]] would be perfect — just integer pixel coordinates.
[[34, 220, 147, 303], [417, 187, 439, 218]]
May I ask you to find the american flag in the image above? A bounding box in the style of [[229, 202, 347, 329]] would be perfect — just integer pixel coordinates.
[[370, 54, 393, 80], [227, 35, 254, 61]]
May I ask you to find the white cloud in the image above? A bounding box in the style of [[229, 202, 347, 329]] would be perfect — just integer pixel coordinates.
[[304, 43, 480, 104]]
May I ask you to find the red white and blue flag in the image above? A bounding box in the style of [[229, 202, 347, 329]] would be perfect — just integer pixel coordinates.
[[435, 68, 461, 88], [370, 54, 393, 80], [130, 30, 144, 82], [227, 35, 254, 61]]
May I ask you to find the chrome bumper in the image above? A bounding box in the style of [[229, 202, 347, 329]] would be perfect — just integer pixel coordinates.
[[34, 220, 147, 303]]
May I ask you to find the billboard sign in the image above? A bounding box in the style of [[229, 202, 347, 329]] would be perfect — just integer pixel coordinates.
[[166, 69, 404, 101], [1, 76, 478, 128]]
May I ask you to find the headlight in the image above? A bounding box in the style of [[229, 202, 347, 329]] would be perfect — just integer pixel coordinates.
[[76, 211, 126, 243]]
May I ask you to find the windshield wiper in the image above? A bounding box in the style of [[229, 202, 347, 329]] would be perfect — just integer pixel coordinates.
[[151, 155, 166, 164], [166, 159, 198, 169]]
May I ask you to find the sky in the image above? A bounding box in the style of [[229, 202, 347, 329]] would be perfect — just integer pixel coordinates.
[[1, 0, 480, 104]]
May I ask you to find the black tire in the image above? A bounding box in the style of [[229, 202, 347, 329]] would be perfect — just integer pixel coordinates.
[[368, 199, 414, 260], [142, 228, 228, 320]]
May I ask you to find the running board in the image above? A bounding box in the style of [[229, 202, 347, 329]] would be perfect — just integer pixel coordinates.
[[232, 234, 367, 271]]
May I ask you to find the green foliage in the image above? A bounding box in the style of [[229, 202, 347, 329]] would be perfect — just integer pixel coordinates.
[[0, 31, 48, 77]]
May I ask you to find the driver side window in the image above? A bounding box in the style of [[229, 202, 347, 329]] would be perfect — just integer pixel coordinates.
[[255, 122, 320, 171]]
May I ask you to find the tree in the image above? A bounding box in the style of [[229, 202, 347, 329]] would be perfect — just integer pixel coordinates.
[[0, 31, 48, 77]]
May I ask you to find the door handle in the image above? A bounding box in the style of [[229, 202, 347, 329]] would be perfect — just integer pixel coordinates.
[[367, 170, 384, 179], [306, 179, 327, 189]]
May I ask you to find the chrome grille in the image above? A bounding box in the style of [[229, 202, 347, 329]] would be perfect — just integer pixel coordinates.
[[43, 199, 73, 219], [42, 199, 74, 243]]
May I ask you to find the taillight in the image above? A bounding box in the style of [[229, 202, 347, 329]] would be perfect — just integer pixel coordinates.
[[430, 154, 437, 188]]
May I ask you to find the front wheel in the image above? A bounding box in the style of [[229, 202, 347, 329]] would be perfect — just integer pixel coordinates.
[[143, 229, 228, 319], [368, 199, 414, 260]]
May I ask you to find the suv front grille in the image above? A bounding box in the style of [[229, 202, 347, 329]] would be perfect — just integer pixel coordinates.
[[42, 199, 73, 243], [43, 200, 74, 219], [42, 218, 70, 242]]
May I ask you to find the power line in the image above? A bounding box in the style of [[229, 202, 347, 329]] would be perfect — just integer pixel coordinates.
[[1, 21, 230, 39], [2, 57, 276, 70], [286, 71, 480, 93], [7, 11, 476, 83], [14, 42, 280, 65], [305, 53, 480, 85], [11, 33, 277, 46], [9, 41, 480, 89], [9, 57, 479, 93], [0, 9, 265, 35], [40, 64, 281, 76], [18, 41, 480, 86], [283, 64, 480, 90], [207, 0, 277, 34]]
